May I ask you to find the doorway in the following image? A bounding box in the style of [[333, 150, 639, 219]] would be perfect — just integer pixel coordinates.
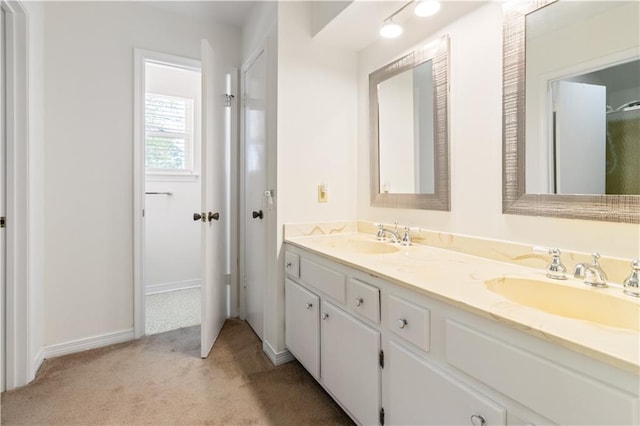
[[143, 61, 203, 335], [134, 46, 236, 358]]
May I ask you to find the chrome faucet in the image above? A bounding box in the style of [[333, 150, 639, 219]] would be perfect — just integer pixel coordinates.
[[623, 259, 640, 297], [545, 248, 567, 280], [574, 253, 608, 288], [400, 227, 411, 246], [376, 223, 400, 243]]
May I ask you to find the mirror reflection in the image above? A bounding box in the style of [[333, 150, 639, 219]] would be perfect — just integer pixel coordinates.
[[378, 60, 434, 194], [369, 35, 449, 211], [524, 0, 639, 196]]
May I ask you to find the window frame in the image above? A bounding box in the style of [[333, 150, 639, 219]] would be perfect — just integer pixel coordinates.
[[144, 92, 197, 178]]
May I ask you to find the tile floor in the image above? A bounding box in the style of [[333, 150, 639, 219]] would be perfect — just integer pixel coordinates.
[[145, 287, 201, 335]]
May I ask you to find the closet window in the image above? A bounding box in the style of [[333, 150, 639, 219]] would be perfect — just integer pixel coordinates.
[[145, 93, 194, 174]]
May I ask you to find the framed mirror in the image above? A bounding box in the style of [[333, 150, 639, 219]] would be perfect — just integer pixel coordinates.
[[369, 35, 450, 210], [502, 0, 639, 223]]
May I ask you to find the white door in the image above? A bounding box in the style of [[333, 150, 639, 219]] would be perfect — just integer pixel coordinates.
[[554, 81, 606, 194], [0, 5, 6, 392], [243, 51, 267, 338], [200, 39, 227, 358]]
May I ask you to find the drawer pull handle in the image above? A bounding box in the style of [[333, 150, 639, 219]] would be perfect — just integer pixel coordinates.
[[322, 313, 329, 320], [397, 318, 408, 329], [470, 414, 486, 426], [354, 297, 363, 307], [286, 262, 292, 268], [305, 302, 313, 310]]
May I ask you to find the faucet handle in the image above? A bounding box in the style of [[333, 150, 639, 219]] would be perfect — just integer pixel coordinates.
[[590, 252, 608, 279], [401, 227, 411, 246], [623, 260, 640, 298], [546, 248, 567, 280], [376, 223, 385, 240], [591, 252, 602, 265]]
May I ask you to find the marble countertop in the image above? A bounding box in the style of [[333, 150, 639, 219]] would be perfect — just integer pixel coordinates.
[[285, 232, 640, 374]]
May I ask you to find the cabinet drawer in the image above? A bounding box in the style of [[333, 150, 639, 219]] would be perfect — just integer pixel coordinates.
[[347, 278, 380, 324], [388, 295, 430, 352], [285, 279, 320, 379], [446, 320, 639, 426], [284, 251, 300, 278], [300, 258, 346, 304]]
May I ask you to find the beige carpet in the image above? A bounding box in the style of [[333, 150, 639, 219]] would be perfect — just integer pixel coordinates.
[[1, 319, 354, 425]]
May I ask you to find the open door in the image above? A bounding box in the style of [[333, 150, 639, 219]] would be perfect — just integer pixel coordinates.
[[200, 39, 227, 358]]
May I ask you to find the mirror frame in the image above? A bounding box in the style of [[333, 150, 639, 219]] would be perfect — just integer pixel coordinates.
[[502, 0, 639, 223], [370, 35, 450, 210]]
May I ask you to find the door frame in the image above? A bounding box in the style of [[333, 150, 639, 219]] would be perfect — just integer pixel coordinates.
[[2, 0, 31, 390], [132, 49, 201, 339], [239, 45, 267, 323]]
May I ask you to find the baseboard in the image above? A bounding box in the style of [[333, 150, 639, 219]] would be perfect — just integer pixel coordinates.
[[30, 347, 46, 381], [43, 329, 135, 360], [145, 279, 201, 295], [263, 340, 295, 366]]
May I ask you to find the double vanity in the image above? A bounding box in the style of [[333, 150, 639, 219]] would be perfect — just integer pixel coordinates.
[[283, 224, 639, 426]]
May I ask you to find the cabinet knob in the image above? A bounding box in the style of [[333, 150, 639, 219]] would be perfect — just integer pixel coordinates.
[[397, 318, 408, 329], [470, 414, 486, 426], [322, 313, 329, 320], [286, 262, 292, 268], [305, 302, 313, 310], [354, 297, 363, 307]]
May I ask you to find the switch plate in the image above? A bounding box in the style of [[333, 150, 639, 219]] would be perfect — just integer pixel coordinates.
[[318, 185, 328, 203]]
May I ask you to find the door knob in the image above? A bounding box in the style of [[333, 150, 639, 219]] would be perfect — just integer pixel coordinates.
[[252, 210, 263, 219], [193, 212, 205, 222], [208, 212, 220, 221]]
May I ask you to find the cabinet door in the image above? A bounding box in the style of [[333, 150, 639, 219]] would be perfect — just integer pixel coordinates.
[[388, 340, 506, 426], [322, 300, 381, 425], [285, 278, 320, 379]]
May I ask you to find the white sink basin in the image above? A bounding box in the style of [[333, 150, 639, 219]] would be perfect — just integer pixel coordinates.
[[323, 239, 400, 255], [485, 277, 640, 332]]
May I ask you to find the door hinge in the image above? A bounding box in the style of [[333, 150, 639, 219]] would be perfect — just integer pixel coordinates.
[[142, 209, 145, 218], [0, 217, 5, 228], [225, 93, 235, 107], [379, 350, 384, 369], [379, 407, 385, 426]]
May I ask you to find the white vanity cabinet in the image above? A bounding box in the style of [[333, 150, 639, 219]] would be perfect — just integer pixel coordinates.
[[284, 244, 640, 426], [321, 300, 381, 426], [284, 250, 383, 425], [387, 340, 505, 425], [284, 278, 320, 379]]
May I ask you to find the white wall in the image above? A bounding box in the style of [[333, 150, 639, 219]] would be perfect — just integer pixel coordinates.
[[43, 2, 240, 346], [144, 64, 201, 293], [273, 1, 359, 354], [357, 3, 639, 260]]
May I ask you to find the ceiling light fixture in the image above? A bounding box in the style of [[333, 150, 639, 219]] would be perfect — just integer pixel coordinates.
[[414, 0, 441, 17], [379, 19, 403, 38], [379, 0, 413, 39]]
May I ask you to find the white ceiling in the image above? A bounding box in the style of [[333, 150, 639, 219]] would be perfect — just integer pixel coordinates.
[[146, 1, 258, 27], [313, 0, 487, 52]]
